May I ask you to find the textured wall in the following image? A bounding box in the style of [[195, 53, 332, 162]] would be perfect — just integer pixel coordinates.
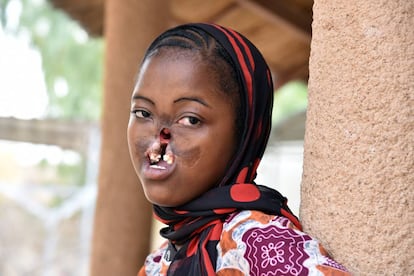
[[301, 0, 413, 275], [90, 1, 169, 275]]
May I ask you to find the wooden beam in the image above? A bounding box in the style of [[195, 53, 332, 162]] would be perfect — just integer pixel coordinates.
[[50, 0, 104, 36], [169, 0, 235, 23], [236, 0, 312, 43], [273, 62, 309, 88], [0, 117, 97, 152], [169, 3, 240, 28]]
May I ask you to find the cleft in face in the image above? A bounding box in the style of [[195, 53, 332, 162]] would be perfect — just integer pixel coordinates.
[[147, 141, 161, 164], [146, 128, 175, 169]]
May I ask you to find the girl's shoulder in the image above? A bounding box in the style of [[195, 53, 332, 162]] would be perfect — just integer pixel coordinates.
[[216, 210, 350, 275], [138, 242, 169, 276]]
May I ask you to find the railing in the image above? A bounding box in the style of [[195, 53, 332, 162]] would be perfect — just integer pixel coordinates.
[[0, 117, 100, 276]]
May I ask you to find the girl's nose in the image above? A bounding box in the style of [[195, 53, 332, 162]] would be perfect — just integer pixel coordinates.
[[160, 128, 171, 143]]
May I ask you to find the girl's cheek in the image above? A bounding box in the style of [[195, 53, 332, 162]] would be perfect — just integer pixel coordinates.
[[172, 143, 201, 168], [132, 120, 157, 137], [168, 128, 202, 167], [135, 139, 150, 155], [129, 124, 156, 153]]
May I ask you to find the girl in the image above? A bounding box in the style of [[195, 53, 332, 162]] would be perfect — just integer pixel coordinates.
[[128, 23, 350, 276]]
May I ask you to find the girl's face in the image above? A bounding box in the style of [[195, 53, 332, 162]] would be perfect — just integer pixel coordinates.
[[127, 51, 237, 207]]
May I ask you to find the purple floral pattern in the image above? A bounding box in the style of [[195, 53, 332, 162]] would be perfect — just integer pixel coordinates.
[[243, 226, 310, 275], [216, 210, 351, 276]]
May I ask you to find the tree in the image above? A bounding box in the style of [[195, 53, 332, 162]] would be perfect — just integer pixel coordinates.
[[0, 0, 103, 120]]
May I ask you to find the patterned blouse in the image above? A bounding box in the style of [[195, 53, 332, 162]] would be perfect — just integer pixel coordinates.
[[138, 210, 350, 275]]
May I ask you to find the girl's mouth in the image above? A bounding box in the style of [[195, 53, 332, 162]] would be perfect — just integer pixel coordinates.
[[147, 140, 174, 165], [143, 140, 176, 180], [147, 128, 174, 167], [148, 142, 174, 166]]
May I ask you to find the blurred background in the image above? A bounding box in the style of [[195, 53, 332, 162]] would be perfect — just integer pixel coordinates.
[[0, 0, 308, 275]]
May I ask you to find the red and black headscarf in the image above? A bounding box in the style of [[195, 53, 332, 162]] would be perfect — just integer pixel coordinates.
[[149, 23, 301, 275]]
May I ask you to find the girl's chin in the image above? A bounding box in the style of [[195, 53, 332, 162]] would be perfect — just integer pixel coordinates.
[[142, 185, 191, 207], [146, 194, 182, 207]]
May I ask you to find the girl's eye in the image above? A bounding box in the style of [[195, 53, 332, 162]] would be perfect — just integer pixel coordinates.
[[178, 116, 201, 126], [132, 109, 151, 118]]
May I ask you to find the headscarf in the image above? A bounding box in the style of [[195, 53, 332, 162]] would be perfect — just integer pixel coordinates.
[[149, 23, 301, 275]]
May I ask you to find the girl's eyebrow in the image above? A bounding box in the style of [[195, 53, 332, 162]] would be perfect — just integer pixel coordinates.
[[173, 97, 211, 108], [132, 94, 155, 105]]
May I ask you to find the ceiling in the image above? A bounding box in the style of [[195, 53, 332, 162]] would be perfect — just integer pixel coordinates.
[[50, 0, 313, 88]]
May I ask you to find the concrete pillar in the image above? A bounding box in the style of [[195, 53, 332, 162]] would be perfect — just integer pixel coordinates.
[[90, 1, 169, 275], [300, 0, 413, 275]]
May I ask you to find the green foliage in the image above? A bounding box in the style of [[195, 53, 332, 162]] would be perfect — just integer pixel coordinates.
[[1, 0, 104, 120], [0, 0, 9, 27], [273, 81, 308, 124], [56, 158, 86, 187], [0, 0, 102, 191], [36, 156, 86, 187]]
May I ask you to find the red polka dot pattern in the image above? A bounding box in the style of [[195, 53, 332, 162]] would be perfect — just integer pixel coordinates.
[[230, 184, 260, 202]]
